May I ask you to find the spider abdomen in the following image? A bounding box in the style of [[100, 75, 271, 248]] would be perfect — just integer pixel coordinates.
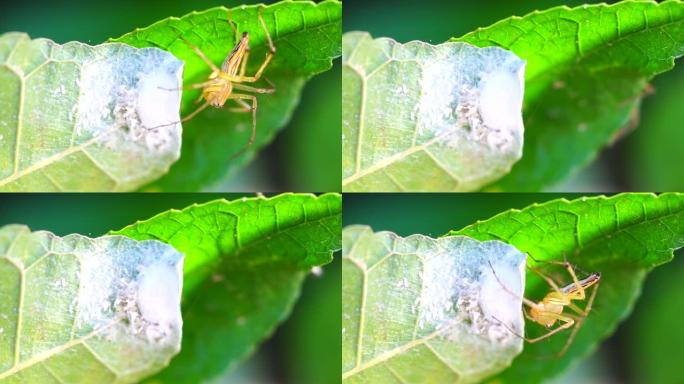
[[530, 301, 565, 327], [202, 81, 233, 107]]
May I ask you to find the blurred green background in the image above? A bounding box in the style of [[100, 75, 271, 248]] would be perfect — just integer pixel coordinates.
[[0, 194, 340, 384], [344, 193, 684, 384], [0, 0, 340, 192], [344, 0, 684, 192]]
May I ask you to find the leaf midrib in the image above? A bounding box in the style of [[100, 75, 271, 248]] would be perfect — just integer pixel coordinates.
[[0, 39, 124, 190], [0, 232, 118, 380], [342, 133, 447, 186], [342, 318, 459, 380], [0, 134, 117, 188], [343, 241, 462, 381], [0, 320, 119, 379]]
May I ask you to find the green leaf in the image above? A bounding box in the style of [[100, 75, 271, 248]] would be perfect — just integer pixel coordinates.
[[111, 193, 342, 383], [453, 0, 684, 191], [0, 32, 183, 192], [112, 0, 342, 191], [0, 225, 183, 383], [341, 31, 525, 192], [447, 193, 684, 383], [342, 225, 527, 383]]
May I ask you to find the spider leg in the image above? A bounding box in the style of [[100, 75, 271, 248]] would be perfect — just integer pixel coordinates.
[[227, 93, 257, 159], [523, 308, 535, 322], [566, 302, 587, 316], [528, 266, 563, 296], [176, 36, 221, 73], [490, 314, 526, 340], [159, 79, 217, 92], [226, 9, 240, 43], [526, 253, 581, 271], [258, 7, 276, 54], [224, 8, 250, 78], [528, 256, 597, 302], [526, 262, 598, 318], [193, 94, 204, 105], [181, 100, 211, 122], [556, 280, 600, 357], [524, 254, 568, 295], [561, 261, 588, 300], [145, 100, 210, 130], [232, 82, 275, 94], [239, 47, 250, 78], [525, 313, 575, 343], [228, 98, 251, 112], [491, 311, 578, 344], [229, 8, 275, 83], [230, 52, 273, 83], [487, 261, 538, 309]]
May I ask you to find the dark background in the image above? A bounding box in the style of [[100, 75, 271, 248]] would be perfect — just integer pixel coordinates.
[[344, 193, 684, 384], [0, 194, 340, 384], [0, 0, 341, 193], [343, 0, 684, 192]]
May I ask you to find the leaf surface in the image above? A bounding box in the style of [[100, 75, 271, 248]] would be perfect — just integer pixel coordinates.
[[342, 226, 526, 383], [453, 0, 684, 191], [448, 193, 684, 382], [112, 193, 342, 383], [342, 32, 525, 192], [0, 225, 183, 383], [0, 33, 183, 191], [112, 0, 342, 191]]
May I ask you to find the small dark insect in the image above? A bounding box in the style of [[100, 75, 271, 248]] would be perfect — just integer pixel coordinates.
[[156, 8, 276, 159]]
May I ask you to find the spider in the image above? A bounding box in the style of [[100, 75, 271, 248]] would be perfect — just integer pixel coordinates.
[[488, 258, 601, 357], [157, 7, 276, 159]]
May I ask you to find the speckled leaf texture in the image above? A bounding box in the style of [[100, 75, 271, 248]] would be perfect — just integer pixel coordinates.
[[342, 32, 525, 192], [0, 33, 183, 192], [112, 0, 342, 191], [454, 1, 684, 191], [0, 225, 183, 383], [448, 193, 684, 383], [111, 193, 342, 383], [342, 226, 527, 384]]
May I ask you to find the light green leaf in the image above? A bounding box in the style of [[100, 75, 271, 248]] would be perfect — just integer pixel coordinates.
[[112, 0, 342, 191], [111, 193, 342, 383], [448, 193, 684, 383], [342, 225, 526, 383], [342, 32, 525, 192], [0, 224, 183, 383], [0, 33, 183, 192], [453, 0, 684, 191]]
